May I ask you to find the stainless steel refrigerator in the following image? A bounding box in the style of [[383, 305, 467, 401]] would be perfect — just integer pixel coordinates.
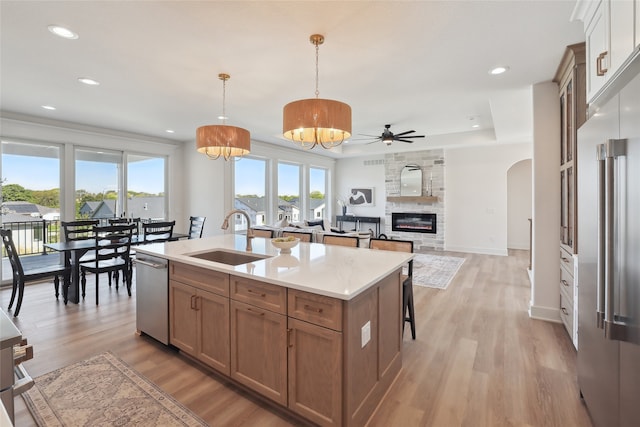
[[577, 67, 640, 427]]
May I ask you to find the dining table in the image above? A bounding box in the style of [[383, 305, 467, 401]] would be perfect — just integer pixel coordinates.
[[45, 233, 189, 304]]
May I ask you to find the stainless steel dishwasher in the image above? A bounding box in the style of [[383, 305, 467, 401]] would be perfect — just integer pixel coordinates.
[[135, 253, 169, 344]]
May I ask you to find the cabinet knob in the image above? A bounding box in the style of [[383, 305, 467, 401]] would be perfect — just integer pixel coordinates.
[[561, 279, 569, 287]]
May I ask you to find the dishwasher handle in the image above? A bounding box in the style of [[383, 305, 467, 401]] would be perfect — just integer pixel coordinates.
[[135, 258, 167, 269], [13, 363, 34, 395]]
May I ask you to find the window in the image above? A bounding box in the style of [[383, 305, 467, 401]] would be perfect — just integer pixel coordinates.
[[278, 162, 300, 222], [1, 140, 61, 255], [127, 154, 166, 220], [234, 157, 266, 231], [309, 167, 327, 220], [75, 148, 122, 220]]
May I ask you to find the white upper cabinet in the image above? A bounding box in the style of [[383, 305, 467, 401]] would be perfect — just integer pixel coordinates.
[[574, 0, 637, 102], [609, 1, 635, 74], [636, 0, 640, 47]]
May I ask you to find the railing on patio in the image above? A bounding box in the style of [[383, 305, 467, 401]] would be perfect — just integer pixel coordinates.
[[1, 219, 61, 256]]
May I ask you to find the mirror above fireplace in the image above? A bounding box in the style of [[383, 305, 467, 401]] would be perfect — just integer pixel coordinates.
[[400, 164, 422, 196]]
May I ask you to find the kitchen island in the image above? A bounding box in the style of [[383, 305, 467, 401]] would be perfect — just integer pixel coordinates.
[[135, 234, 413, 427]]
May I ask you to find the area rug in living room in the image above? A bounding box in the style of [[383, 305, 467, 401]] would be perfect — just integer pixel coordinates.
[[411, 253, 465, 290], [22, 352, 207, 427]]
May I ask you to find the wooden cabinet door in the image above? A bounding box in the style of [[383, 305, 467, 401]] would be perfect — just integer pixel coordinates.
[[230, 300, 287, 405], [197, 289, 230, 375], [169, 280, 197, 355], [288, 318, 342, 427]]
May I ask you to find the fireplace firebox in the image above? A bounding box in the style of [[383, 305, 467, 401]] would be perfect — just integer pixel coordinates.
[[391, 212, 436, 234]]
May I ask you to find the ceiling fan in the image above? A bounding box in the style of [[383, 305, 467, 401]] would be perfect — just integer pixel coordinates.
[[360, 124, 426, 146]]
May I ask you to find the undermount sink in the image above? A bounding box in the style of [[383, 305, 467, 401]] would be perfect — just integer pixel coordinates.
[[187, 249, 271, 266]]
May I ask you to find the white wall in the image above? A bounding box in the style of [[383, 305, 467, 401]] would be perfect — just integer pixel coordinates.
[[181, 138, 227, 237], [529, 81, 561, 322], [334, 156, 386, 224], [445, 143, 532, 255], [507, 159, 533, 250]]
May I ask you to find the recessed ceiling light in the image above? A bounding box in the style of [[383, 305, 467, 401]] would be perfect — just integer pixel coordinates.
[[48, 25, 78, 40], [471, 124, 480, 128], [78, 77, 100, 86], [165, 129, 175, 134], [42, 105, 56, 110], [217, 115, 228, 120], [489, 66, 509, 75]]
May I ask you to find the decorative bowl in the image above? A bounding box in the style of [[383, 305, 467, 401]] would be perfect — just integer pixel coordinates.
[[270, 237, 300, 253]]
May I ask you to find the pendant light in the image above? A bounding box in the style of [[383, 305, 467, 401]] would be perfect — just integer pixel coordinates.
[[283, 34, 352, 150], [196, 73, 250, 160]]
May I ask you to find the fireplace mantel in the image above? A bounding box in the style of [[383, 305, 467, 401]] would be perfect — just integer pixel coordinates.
[[387, 196, 438, 203]]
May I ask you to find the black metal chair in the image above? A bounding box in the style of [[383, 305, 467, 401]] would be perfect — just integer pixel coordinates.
[[188, 216, 206, 239], [79, 224, 136, 305], [1, 229, 70, 317], [141, 220, 176, 244], [369, 237, 416, 339]]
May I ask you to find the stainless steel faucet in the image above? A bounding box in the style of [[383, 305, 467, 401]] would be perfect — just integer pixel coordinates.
[[221, 209, 254, 251]]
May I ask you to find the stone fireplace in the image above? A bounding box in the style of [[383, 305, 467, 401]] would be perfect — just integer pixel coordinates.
[[384, 150, 445, 251]]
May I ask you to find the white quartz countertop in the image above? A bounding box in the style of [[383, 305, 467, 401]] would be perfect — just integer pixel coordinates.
[[135, 234, 413, 300]]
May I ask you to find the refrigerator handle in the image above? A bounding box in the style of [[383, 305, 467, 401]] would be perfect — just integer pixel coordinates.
[[602, 139, 629, 342], [596, 144, 606, 329]]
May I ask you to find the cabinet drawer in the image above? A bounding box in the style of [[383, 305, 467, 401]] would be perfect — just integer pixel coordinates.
[[288, 289, 343, 331], [560, 288, 574, 338], [560, 247, 574, 274], [170, 262, 230, 296], [231, 276, 287, 314], [560, 265, 575, 300]]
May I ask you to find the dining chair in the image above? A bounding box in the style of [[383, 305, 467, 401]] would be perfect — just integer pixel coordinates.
[[322, 234, 359, 247], [251, 228, 274, 238], [282, 231, 313, 242], [369, 237, 416, 339], [61, 219, 99, 242], [188, 216, 206, 239], [141, 220, 176, 243], [79, 224, 136, 305], [108, 217, 141, 277], [1, 229, 70, 317]]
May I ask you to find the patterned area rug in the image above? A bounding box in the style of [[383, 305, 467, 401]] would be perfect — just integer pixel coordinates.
[[22, 352, 207, 427], [412, 253, 465, 290]]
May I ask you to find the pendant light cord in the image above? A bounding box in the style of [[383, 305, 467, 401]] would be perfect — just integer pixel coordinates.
[[315, 39, 320, 99]]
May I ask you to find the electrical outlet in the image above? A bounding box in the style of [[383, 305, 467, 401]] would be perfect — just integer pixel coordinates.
[[361, 321, 371, 348]]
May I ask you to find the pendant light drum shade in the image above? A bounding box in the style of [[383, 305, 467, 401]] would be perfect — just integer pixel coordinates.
[[196, 73, 250, 160], [283, 98, 351, 148], [196, 125, 250, 159]]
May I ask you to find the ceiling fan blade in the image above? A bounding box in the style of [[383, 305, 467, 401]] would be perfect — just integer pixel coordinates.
[[398, 135, 426, 139], [365, 140, 380, 145], [357, 134, 382, 138], [396, 139, 415, 143], [393, 130, 416, 137]]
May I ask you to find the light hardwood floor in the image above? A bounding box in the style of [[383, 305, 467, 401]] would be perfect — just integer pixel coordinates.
[[3, 249, 593, 426]]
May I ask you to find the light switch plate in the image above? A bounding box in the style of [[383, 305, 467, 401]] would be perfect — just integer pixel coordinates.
[[361, 321, 371, 348]]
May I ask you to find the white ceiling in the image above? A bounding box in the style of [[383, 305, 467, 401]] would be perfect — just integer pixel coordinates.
[[0, 1, 584, 158]]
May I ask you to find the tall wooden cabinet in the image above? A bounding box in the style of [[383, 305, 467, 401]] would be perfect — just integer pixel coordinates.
[[554, 43, 586, 346]]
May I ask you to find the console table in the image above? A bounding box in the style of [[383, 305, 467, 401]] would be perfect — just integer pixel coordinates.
[[336, 215, 381, 237]]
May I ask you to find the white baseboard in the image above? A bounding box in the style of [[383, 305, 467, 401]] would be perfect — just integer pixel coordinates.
[[444, 245, 508, 256], [528, 304, 561, 323]]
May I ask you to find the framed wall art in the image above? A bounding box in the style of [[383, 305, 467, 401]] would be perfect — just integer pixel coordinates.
[[348, 187, 374, 206]]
